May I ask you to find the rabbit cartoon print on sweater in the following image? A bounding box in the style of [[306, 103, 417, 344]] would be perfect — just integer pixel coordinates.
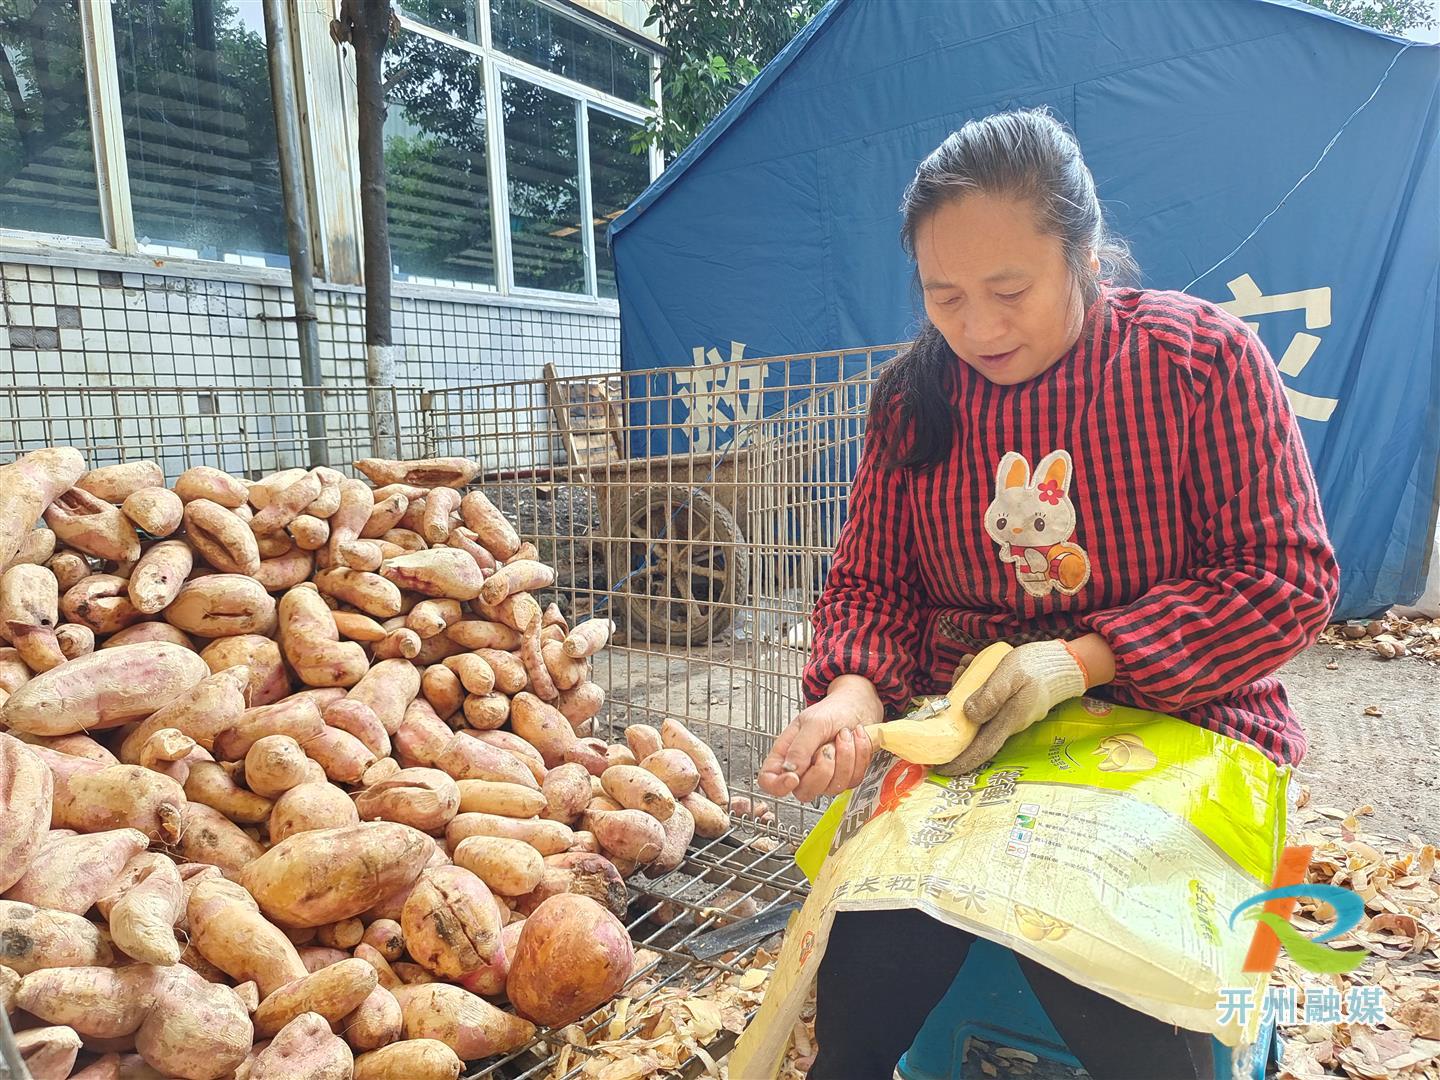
[[984, 450, 1092, 598]]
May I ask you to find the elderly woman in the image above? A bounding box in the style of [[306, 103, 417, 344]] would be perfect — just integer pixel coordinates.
[[758, 108, 1338, 1079]]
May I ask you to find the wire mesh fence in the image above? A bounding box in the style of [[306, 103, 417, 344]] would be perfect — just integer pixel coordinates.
[[2, 342, 900, 1077]]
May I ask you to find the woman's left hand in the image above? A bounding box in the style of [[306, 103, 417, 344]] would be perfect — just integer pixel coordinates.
[[936, 638, 1098, 776]]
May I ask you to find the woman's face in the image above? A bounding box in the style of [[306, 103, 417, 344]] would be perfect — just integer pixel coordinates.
[[914, 193, 1090, 386]]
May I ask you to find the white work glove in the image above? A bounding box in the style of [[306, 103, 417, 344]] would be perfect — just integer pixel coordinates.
[[936, 640, 1088, 777]]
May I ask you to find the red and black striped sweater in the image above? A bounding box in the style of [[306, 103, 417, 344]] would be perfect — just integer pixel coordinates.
[[802, 287, 1339, 766]]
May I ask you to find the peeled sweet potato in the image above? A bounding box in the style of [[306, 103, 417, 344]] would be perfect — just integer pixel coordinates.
[[0, 447, 86, 569], [506, 893, 633, 1027], [0, 642, 208, 737], [241, 822, 434, 928], [122, 487, 185, 537], [249, 1011, 354, 1080], [0, 731, 53, 893], [391, 982, 535, 1059], [0, 899, 113, 974], [165, 574, 277, 638]]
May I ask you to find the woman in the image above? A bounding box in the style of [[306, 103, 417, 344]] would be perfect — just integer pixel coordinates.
[[757, 108, 1338, 1080]]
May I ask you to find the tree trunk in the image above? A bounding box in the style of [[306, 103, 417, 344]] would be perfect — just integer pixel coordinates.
[[341, 0, 398, 458]]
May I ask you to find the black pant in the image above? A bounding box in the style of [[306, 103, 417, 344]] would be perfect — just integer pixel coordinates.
[[810, 909, 1215, 1080]]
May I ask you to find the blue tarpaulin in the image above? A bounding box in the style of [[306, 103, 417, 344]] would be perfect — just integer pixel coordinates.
[[611, 0, 1440, 620]]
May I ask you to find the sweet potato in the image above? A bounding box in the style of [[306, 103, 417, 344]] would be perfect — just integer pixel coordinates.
[[443, 527, 498, 577], [244, 735, 312, 799], [67, 1054, 122, 1080], [356, 457, 481, 488], [421, 664, 463, 720], [540, 763, 593, 826], [639, 748, 701, 799], [127, 540, 194, 614], [392, 982, 534, 1059], [416, 487, 458, 545], [122, 486, 184, 537], [102, 620, 194, 650], [289, 514, 330, 551], [356, 768, 459, 833], [446, 813, 573, 856], [680, 792, 730, 839], [444, 619, 520, 651], [43, 486, 140, 563], [662, 717, 729, 806], [241, 823, 434, 928], [322, 697, 389, 758], [16, 964, 157, 1038], [509, 692, 577, 768], [253, 958, 377, 1038], [373, 626, 421, 660], [3, 527, 56, 573], [187, 874, 307, 997], [100, 853, 184, 965], [457, 490, 519, 559], [441, 652, 495, 695], [249, 471, 323, 537], [61, 573, 144, 634], [54, 623, 93, 659], [269, 782, 360, 844], [589, 809, 665, 865], [359, 494, 408, 541], [256, 546, 315, 592], [541, 640, 587, 691], [202, 634, 290, 706], [341, 986, 403, 1054], [172, 800, 265, 875], [519, 613, 557, 701], [249, 1011, 353, 1080], [475, 592, 541, 633], [471, 729, 546, 784], [601, 765, 675, 821], [183, 761, 273, 824], [398, 705, 537, 788], [16, 1024, 83, 1079], [642, 801, 694, 878], [278, 585, 369, 688], [165, 574, 277, 638], [7, 828, 150, 913], [402, 866, 502, 979], [77, 460, 164, 503], [513, 852, 626, 919], [0, 563, 63, 671], [405, 598, 460, 639], [380, 548, 484, 601], [358, 922, 404, 966], [456, 779, 547, 819], [452, 836, 544, 898], [0, 732, 52, 894], [136, 963, 253, 1079], [314, 566, 402, 618], [184, 499, 260, 576], [322, 478, 373, 559], [479, 560, 554, 606], [214, 694, 326, 760], [354, 1038, 462, 1080], [0, 899, 113, 975], [248, 469, 308, 510], [46, 548, 91, 592], [569, 830, 598, 854], [174, 466, 248, 508], [506, 894, 633, 1027], [562, 618, 614, 659], [37, 751, 186, 841], [458, 691, 507, 731], [0, 448, 85, 569], [1, 641, 207, 735], [0, 647, 30, 694], [124, 664, 251, 759], [332, 610, 386, 643], [347, 658, 422, 736]]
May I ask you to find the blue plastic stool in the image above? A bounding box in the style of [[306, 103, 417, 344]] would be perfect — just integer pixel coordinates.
[[896, 937, 1280, 1080]]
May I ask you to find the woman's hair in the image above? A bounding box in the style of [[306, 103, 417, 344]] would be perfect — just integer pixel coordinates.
[[872, 107, 1137, 469]]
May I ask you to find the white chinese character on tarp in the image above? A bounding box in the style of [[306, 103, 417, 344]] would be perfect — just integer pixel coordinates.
[[1261, 986, 1298, 1025], [672, 341, 774, 452], [1302, 984, 1346, 1024], [1217, 274, 1339, 423], [1216, 987, 1256, 1026], [1346, 985, 1388, 1025]]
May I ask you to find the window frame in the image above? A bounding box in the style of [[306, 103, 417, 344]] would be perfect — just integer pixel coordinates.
[[0, 0, 660, 311]]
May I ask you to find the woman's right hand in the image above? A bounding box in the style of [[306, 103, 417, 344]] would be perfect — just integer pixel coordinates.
[[757, 676, 883, 803]]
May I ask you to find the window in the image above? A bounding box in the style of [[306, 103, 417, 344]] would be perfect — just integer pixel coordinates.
[[588, 107, 646, 299], [384, 43, 496, 288], [503, 75, 582, 293], [399, 0, 480, 43], [111, 0, 286, 265], [0, 0, 103, 238], [491, 0, 650, 105]]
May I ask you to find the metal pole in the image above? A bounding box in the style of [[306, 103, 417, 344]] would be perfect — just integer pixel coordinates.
[[262, 0, 329, 467]]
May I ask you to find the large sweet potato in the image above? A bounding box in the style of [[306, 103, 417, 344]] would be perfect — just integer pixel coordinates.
[[506, 893, 633, 1027], [249, 1011, 354, 1080], [355, 768, 459, 834], [269, 781, 359, 844], [0, 899, 113, 974], [77, 460, 164, 503], [380, 548, 484, 601], [173, 466, 247, 508], [252, 957, 377, 1037], [391, 982, 535, 1059], [43, 486, 140, 562], [122, 487, 185, 537], [187, 874, 307, 998], [347, 659, 422, 736], [0, 641, 208, 735], [123, 664, 250, 757], [5, 828, 150, 914], [401, 866, 502, 980], [171, 802, 265, 877], [240, 823, 434, 928], [0, 732, 52, 892], [201, 633, 291, 706], [183, 499, 261, 576], [136, 963, 253, 1079], [0, 563, 63, 672], [100, 852, 184, 965], [61, 573, 145, 635], [164, 574, 277, 638], [34, 747, 186, 841], [15, 964, 158, 1038], [353, 1039, 462, 1080], [355, 457, 480, 488], [278, 584, 368, 688], [0, 447, 86, 569]]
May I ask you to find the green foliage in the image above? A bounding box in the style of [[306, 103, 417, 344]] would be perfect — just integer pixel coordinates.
[[1297, 0, 1437, 34]]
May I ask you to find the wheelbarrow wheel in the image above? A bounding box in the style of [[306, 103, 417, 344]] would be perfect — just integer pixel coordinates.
[[609, 487, 749, 644]]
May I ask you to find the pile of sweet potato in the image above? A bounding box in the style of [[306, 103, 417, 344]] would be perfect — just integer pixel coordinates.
[[0, 448, 736, 1080]]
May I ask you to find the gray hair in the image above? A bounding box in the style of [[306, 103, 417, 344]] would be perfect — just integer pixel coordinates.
[[900, 107, 1136, 305]]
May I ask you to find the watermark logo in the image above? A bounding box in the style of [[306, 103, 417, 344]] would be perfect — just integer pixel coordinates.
[[1228, 845, 1366, 975]]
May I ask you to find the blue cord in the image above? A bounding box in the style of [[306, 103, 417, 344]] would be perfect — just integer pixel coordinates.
[[1184, 42, 1417, 293]]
